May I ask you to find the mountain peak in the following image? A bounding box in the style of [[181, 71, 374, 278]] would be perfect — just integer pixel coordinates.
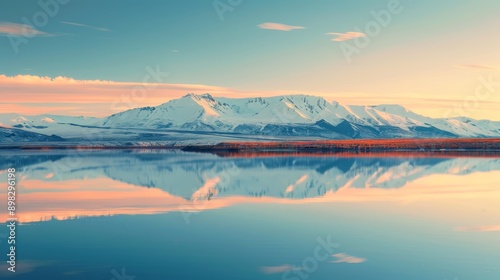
[[282, 94, 326, 101], [200, 93, 215, 101], [182, 93, 215, 101]]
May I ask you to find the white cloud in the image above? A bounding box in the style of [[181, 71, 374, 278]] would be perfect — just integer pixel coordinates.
[[260, 265, 300, 274], [61, 21, 110, 32], [258, 22, 305, 31], [330, 253, 366, 264], [0, 22, 48, 37], [327, 32, 366, 42]]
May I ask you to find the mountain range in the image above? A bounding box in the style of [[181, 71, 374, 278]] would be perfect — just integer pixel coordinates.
[[1, 93, 500, 142]]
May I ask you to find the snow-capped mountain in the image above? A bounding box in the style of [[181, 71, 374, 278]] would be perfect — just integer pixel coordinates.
[[0, 127, 64, 143], [100, 93, 500, 138], [101, 94, 348, 130], [1, 93, 499, 141], [0, 113, 101, 138]]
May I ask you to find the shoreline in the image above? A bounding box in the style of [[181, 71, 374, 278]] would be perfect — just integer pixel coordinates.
[[0, 138, 499, 157]]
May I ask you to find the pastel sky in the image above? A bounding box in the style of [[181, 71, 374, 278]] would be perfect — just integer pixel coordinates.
[[1, 0, 500, 119]]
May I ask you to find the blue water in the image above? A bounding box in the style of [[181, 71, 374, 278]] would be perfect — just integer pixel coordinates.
[[0, 150, 499, 279]]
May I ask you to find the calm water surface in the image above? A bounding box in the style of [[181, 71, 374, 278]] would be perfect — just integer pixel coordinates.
[[0, 150, 499, 279]]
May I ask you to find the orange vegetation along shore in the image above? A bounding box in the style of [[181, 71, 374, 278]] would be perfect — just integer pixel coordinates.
[[183, 138, 500, 155]]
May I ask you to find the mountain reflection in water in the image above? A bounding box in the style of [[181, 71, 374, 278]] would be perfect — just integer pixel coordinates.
[[1, 150, 499, 223]]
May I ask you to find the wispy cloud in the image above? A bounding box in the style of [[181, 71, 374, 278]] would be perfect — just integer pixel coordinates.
[[327, 32, 366, 42], [0, 22, 48, 37], [61, 21, 110, 32], [456, 225, 500, 232], [260, 265, 300, 274], [330, 253, 366, 264], [456, 64, 500, 70], [258, 22, 305, 31]]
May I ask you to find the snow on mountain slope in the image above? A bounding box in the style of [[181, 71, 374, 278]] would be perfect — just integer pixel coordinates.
[[0, 114, 100, 126], [101, 94, 350, 131], [1, 93, 499, 140], [98, 93, 500, 138], [431, 117, 500, 137], [346, 105, 428, 129], [0, 113, 100, 129], [0, 127, 65, 142], [0, 113, 108, 139], [99, 94, 408, 130]]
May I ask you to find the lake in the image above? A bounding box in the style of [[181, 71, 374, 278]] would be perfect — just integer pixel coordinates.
[[0, 150, 499, 279]]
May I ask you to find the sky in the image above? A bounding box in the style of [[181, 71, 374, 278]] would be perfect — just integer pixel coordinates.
[[1, 0, 500, 119]]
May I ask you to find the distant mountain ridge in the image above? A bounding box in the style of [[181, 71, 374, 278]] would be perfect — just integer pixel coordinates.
[[0, 127, 65, 143], [1, 93, 500, 141]]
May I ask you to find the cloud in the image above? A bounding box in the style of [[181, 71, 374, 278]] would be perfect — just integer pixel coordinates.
[[0, 74, 230, 91], [457, 64, 500, 70], [0, 74, 237, 116], [260, 265, 300, 274], [258, 22, 305, 31], [0, 22, 48, 37], [455, 225, 500, 232], [330, 253, 366, 264], [60, 21, 110, 32], [327, 32, 366, 42]]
